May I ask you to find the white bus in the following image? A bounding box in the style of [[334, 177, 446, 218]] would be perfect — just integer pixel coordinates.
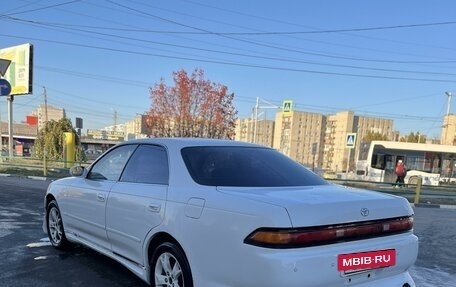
[[356, 141, 456, 186]]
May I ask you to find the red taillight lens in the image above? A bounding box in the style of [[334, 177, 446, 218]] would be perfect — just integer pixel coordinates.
[[245, 216, 413, 249]]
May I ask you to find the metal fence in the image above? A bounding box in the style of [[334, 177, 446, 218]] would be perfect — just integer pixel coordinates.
[[0, 156, 93, 178]]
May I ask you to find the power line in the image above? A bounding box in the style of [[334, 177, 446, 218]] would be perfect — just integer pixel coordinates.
[[2, 33, 455, 83], [35, 84, 147, 111], [4, 0, 81, 16], [182, 0, 456, 53], [1, 0, 46, 14], [101, 1, 456, 65], [6, 14, 456, 35], [36, 65, 152, 88], [14, 21, 456, 76], [129, 0, 456, 66], [32, 69, 447, 123], [179, 0, 456, 63], [4, 4, 455, 78], [6, 13, 456, 66], [4, 3, 456, 65]]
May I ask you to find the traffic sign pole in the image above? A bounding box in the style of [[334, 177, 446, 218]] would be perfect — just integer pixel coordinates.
[[346, 148, 351, 179], [0, 76, 14, 158], [7, 95, 14, 158]]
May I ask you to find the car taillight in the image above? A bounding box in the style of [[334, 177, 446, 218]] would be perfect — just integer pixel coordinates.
[[244, 216, 413, 249]]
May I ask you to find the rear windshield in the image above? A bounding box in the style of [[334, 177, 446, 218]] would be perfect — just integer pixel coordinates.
[[181, 146, 327, 187]]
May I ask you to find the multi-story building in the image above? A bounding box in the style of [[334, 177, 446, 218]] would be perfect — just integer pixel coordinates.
[[32, 104, 66, 130], [125, 115, 151, 140], [323, 111, 354, 172], [441, 114, 456, 145], [236, 108, 394, 172], [323, 111, 393, 172], [1, 121, 37, 156], [235, 118, 275, 147], [273, 110, 326, 168]]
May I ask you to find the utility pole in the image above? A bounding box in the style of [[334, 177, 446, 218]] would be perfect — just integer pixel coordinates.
[[113, 109, 117, 132], [43, 86, 48, 123], [444, 91, 453, 145], [43, 86, 48, 176], [252, 97, 259, 144], [445, 91, 452, 117]]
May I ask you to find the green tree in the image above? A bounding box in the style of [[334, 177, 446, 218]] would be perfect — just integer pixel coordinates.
[[399, 132, 426, 143], [363, 131, 389, 142], [34, 118, 83, 161]]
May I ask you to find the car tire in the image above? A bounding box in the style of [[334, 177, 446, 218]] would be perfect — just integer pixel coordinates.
[[46, 200, 70, 250], [408, 177, 419, 186], [150, 242, 193, 287]]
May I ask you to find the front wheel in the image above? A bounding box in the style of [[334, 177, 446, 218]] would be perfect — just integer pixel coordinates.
[[46, 200, 70, 250], [150, 242, 193, 287]]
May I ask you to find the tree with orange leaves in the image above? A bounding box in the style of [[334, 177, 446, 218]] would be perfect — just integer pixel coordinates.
[[146, 68, 237, 139]]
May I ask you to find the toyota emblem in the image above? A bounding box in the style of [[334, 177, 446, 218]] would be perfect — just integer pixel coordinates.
[[360, 208, 369, 217]]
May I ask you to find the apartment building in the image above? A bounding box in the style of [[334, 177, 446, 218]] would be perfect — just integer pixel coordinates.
[[32, 104, 66, 130], [236, 108, 394, 172], [441, 114, 456, 145], [125, 114, 151, 140], [273, 110, 326, 168], [235, 118, 275, 147], [323, 111, 393, 172]]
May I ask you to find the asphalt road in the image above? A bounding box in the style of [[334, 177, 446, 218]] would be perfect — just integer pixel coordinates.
[[0, 176, 455, 286]]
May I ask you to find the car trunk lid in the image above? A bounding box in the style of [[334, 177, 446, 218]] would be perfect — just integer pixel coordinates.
[[217, 184, 413, 227]]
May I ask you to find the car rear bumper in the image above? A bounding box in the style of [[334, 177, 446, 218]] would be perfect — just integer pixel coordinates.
[[202, 232, 418, 287], [253, 233, 418, 287]]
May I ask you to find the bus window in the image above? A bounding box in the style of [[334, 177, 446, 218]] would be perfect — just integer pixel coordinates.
[[371, 154, 385, 169]]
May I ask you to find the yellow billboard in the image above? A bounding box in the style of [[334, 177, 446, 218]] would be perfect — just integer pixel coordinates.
[[0, 43, 33, 95]]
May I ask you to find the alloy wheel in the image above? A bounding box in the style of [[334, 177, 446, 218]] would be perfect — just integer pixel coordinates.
[[48, 206, 63, 245], [154, 252, 184, 287]]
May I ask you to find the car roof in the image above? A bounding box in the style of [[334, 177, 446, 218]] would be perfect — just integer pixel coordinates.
[[118, 138, 264, 149]]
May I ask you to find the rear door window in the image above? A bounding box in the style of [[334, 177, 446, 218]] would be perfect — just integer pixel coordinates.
[[120, 145, 169, 185]]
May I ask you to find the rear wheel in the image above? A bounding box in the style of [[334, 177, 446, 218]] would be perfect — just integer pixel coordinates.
[[46, 200, 70, 250], [150, 242, 193, 287], [408, 176, 420, 186]]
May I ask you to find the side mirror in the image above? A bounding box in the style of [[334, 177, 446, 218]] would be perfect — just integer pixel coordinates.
[[69, 165, 85, 177]]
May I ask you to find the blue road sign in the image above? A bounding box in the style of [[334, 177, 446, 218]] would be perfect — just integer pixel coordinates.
[[0, 79, 11, 96], [346, 133, 357, 149]]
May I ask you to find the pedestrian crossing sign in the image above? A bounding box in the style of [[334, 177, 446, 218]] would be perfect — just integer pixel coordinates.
[[346, 133, 357, 149], [282, 100, 293, 114]]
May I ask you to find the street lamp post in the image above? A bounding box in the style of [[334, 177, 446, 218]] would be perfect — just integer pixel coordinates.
[[252, 97, 280, 144]]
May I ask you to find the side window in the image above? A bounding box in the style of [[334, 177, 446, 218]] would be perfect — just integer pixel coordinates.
[[120, 145, 169, 185], [88, 145, 137, 181]]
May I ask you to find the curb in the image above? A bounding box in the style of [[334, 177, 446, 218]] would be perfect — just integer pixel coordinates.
[[0, 173, 48, 181], [27, 176, 48, 181], [411, 203, 456, 210]]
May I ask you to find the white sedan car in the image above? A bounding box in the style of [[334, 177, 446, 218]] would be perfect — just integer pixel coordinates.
[[43, 138, 418, 287]]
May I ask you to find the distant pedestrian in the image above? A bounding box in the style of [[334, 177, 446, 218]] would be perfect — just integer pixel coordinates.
[[395, 160, 406, 187]]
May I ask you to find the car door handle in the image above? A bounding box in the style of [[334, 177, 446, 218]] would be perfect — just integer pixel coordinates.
[[148, 203, 161, 213], [97, 193, 105, 202]]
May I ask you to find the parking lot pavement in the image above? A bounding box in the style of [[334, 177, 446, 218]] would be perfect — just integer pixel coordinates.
[[1, 176, 455, 286], [409, 206, 456, 287]]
